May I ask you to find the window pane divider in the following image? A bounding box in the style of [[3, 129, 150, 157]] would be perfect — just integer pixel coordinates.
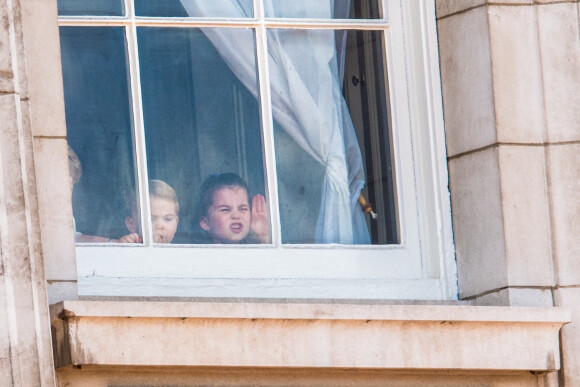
[[262, 20, 389, 29], [58, 17, 130, 25], [125, 0, 152, 246], [59, 19, 389, 30], [253, 0, 281, 247]]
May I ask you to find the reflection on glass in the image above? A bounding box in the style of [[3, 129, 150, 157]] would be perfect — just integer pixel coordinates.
[[265, 0, 381, 19], [269, 29, 396, 245], [60, 27, 139, 243], [135, 0, 253, 18], [138, 27, 268, 244], [58, 0, 124, 16]]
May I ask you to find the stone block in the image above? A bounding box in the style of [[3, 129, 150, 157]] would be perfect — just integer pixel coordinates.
[[470, 288, 510, 306], [47, 281, 78, 305], [0, 277, 14, 387], [33, 138, 77, 281], [537, 2, 580, 142], [11, 0, 28, 99], [20, 0, 67, 137], [55, 366, 554, 387], [536, 0, 576, 3], [50, 301, 570, 371], [498, 146, 553, 286], [488, 5, 544, 144], [448, 148, 507, 297], [0, 0, 15, 93], [471, 287, 554, 307], [438, 6, 497, 156], [0, 0, 29, 98], [435, 0, 486, 19], [0, 93, 56, 387], [554, 288, 580, 386], [547, 144, 580, 286], [507, 288, 554, 307], [488, 0, 533, 3]]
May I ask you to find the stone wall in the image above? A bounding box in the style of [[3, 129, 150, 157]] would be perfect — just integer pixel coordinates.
[[436, 0, 580, 384], [0, 0, 578, 385], [0, 0, 56, 385]]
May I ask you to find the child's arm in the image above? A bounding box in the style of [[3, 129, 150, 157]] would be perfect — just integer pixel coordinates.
[[76, 232, 141, 243], [76, 234, 111, 243], [114, 233, 143, 243], [250, 194, 270, 244]]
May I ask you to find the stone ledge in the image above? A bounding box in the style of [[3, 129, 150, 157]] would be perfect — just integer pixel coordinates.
[[50, 301, 570, 371]]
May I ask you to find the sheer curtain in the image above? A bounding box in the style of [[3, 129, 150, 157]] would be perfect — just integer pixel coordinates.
[[180, 0, 370, 244]]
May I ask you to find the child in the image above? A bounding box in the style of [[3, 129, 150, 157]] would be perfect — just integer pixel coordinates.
[[124, 179, 180, 244], [196, 173, 269, 244], [69, 145, 179, 244], [69, 145, 117, 243]]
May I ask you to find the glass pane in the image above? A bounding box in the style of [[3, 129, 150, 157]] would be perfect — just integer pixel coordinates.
[[265, 0, 381, 19], [58, 0, 124, 16], [138, 27, 268, 244], [269, 29, 396, 245], [135, 0, 253, 18], [60, 27, 140, 243]]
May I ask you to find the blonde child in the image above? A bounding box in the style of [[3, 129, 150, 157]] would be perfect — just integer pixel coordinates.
[[196, 173, 269, 244], [69, 146, 179, 243], [124, 179, 180, 244]]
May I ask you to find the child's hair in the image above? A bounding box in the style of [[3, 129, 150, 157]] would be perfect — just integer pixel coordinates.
[[68, 145, 82, 184], [149, 179, 180, 213], [126, 179, 180, 218], [195, 173, 249, 221]]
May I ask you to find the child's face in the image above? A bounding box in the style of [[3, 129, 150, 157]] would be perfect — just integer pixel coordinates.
[[150, 196, 179, 243], [200, 186, 251, 243]]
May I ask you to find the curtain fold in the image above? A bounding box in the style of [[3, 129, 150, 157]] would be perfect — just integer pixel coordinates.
[[180, 0, 370, 244]]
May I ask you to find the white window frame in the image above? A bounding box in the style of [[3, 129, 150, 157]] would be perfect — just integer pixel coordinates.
[[60, 0, 456, 300]]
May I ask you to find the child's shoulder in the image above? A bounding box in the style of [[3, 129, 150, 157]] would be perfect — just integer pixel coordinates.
[[242, 235, 262, 244]]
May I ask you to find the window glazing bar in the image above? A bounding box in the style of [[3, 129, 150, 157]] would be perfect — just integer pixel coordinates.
[[124, 0, 152, 246], [254, 0, 281, 247]]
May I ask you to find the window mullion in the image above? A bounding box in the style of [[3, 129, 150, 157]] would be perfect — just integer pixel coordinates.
[[125, 1, 152, 246], [254, 0, 281, 246]]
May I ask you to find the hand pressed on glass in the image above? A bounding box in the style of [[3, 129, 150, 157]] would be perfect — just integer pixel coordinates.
[[197, 173, 269, 244], [250, 194, 269, 244], [116, 232, 142, 244]]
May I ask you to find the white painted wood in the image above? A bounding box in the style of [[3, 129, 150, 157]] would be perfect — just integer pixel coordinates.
[[419, 0, 457, 299], [78, 277, 444, 300], [77, 245, 422, 279], [125, 0, 153, 246], [254, 0, 282, 246]]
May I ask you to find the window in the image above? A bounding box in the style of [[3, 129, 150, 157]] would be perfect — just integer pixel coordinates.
[[59, 0, 455, 299]]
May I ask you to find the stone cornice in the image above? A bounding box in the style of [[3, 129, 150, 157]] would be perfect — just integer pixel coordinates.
[[51, 300, 570, 371]]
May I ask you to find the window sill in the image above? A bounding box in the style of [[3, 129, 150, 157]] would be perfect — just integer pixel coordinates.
[[50, 300, 570, 371]]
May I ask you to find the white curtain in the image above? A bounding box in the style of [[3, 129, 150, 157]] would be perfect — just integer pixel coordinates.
[[180, 0, 370, 244]]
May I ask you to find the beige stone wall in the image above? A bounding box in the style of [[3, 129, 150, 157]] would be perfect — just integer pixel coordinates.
[[0, 0, 577, 385], [436, 0, 580, 385], [21, 0, 78, 304], [0, 0, 57, 385]]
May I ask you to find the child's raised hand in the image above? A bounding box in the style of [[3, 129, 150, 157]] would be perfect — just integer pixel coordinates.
[[250, 194, 270, 244]]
